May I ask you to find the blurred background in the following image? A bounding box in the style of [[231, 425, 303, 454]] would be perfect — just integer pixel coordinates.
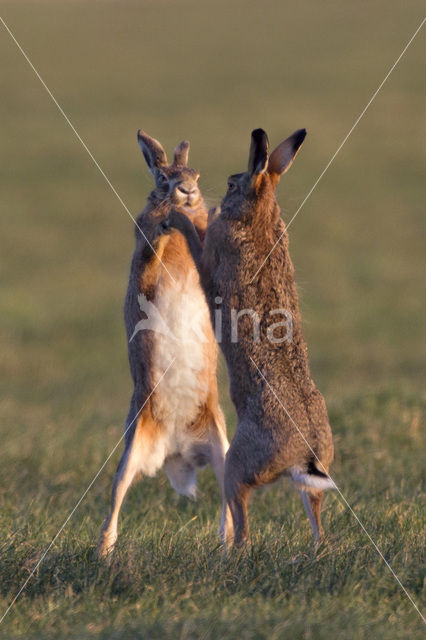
[[0, 1, 424, 638]]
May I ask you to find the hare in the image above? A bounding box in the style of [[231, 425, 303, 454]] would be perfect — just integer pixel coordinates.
[[97, 131, 231, 557], [166, 128, 335, 548]]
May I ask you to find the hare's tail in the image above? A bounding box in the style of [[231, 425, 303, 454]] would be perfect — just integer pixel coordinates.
[[290, 462, 336, 491]]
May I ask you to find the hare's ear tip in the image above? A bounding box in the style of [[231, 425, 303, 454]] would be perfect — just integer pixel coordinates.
[[251, 128, 267, 138], [292, 128, 307, 152], [137, 129, 150, 142]]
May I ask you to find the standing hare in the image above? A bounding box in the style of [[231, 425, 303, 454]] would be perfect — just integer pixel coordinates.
[[166, 128, 335, 547], [97, 131, 230, 557]]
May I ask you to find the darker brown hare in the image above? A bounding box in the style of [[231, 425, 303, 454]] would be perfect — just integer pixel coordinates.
[[165, 128, 335, 548], [97, 131, 230, 557]]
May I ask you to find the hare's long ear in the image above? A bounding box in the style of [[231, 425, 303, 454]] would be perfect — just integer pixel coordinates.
[[268, 129, 306, 186], [173, 140, 190, 167], [248, 129, 269, 179], [137, 130, 168, 172]]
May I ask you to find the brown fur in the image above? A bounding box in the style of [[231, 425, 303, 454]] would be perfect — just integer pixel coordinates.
[[167, 128, 334, 547], [97, 132, 230, 557]]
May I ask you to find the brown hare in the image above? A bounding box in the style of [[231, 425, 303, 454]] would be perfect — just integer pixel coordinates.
[[97, 131, 230, 557], [166, 128, 335, 548]]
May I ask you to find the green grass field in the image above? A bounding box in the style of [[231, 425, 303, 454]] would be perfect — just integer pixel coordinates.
[[0, 1, 425, 638]]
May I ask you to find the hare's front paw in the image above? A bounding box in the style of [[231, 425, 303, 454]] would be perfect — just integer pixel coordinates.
[[168, 209, 187, 230], [157, 215, 174, 236], [159, 218, 171, 233]]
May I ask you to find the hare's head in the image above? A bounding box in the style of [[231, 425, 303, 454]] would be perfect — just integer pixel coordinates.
[[221, 128, 306, 218], [137, 130, 203, 211]]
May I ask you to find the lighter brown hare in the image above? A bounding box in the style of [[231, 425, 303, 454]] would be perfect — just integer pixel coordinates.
[[97, 131, 231, 557], [166, 128, 335, 548]]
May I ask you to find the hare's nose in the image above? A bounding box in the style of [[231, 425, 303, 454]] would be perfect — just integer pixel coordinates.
[[177, 185, 197, 195]]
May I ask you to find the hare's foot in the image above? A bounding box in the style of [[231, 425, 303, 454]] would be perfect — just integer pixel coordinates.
[[97, 519, 118, 559]]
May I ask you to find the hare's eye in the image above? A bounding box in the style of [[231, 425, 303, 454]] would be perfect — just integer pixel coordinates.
[[228, 182, 236, 191], [157, 174, 168, 187]]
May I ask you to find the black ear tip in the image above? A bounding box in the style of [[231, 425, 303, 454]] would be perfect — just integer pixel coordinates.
[[251, 128, 267, 140], [294, 128, 307, 147]]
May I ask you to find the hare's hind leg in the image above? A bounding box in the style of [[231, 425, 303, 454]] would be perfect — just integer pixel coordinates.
[[224, 442, 252, 548], [206, 406, 233, 545], [224, 473, 250, 549], [97, 438, 139, 558], [300, 490, 324, 543], [224, 422, 277, 548], [97, 405, 159, 558]]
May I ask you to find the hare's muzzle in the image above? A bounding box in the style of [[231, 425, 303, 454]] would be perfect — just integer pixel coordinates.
[[170, 181, 201, 207]]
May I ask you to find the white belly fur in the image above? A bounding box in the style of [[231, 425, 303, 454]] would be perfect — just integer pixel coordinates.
[[139, 267, 214, 481]]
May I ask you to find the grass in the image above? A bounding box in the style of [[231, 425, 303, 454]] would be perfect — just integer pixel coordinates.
[[1, 392, 425, 639], [0, 0, 425, 637]]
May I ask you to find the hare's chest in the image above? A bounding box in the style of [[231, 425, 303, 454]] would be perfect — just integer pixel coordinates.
[[150, 271, 211, 435]]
